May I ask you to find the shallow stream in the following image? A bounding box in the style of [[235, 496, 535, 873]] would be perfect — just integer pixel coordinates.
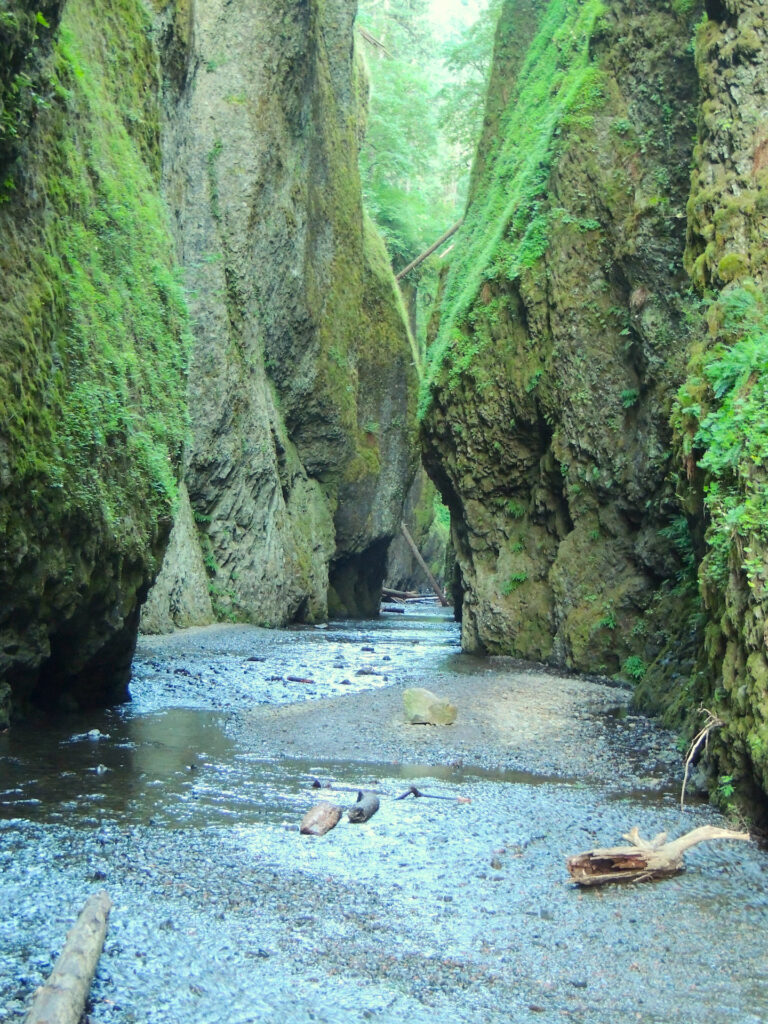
[[2, 609, 767, 1023]]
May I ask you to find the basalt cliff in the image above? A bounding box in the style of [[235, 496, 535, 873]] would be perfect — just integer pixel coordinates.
[[422, 0, 768, 813], [0, 0, 417, 723]]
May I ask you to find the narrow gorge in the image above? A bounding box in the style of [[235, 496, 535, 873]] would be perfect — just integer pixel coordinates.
[[2, 0, 768, 826]]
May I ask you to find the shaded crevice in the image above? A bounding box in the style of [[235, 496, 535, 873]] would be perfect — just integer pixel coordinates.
[[328, 536, 391, 618]]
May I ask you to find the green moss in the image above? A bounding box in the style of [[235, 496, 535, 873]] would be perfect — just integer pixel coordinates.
[[0, 0, 189, 549], [716, 252, 749, 283], [419, 0, 605, 418]]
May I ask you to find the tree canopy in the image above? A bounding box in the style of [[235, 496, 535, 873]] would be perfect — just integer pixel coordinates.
[[357, 0, 499, 271]]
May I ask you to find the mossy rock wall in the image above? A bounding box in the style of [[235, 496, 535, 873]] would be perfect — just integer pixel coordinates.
[[0, 0, 416, 723], [421, 0, 701, 671], [666, 0, 768, 815], [0, 0, 190, 720], [150, 0, 417, 625]]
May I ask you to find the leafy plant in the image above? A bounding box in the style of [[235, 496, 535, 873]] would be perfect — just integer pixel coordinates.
[[622, 655, 647, 680], [621, 387, 640, 408], [502, 571, 528, 595]]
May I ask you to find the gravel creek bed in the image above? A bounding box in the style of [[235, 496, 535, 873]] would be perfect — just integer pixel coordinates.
[[2, 607, 768, 1023]]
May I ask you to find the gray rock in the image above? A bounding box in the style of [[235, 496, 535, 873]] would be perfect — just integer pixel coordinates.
[[403, 687, 457, 726]]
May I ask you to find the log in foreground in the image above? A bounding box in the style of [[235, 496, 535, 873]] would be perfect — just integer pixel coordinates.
[[300, 801, 342, 836], [567, 825, 751, 887], [347, 790, 380, 823], [24, 890, 112, 1024]]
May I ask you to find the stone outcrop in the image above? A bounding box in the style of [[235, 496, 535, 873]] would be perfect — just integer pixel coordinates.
[[150, 0, 417, 628], [664, 0, 768, 811], [0, 0, 417, 720], [422, 0, 701, 674], [1, 0, 188, 718]]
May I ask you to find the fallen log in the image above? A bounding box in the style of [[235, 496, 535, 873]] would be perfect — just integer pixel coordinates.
[[24, 890, 112, 1024], [382, 587, 419, 601], [286, 675, 314, 684], [395, 219, 463, 281], [347, 790, 380, 823], [381, 604, 406, 614], [400, 523, 449, 606], [567, 825, 751, 887], [300, 801, 342, 836]]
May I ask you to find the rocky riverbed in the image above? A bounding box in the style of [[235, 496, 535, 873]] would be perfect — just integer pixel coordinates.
[[2, 608, 767, 1023]]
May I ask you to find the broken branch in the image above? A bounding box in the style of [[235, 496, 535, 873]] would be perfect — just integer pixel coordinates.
[[347, 791, 380, 823], [680, 707, 724, 811], [24, 891, 112, 1024], [567, 825, 750, 887]]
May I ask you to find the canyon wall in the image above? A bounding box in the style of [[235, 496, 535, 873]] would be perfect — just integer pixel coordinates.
[[0, 0, 417, 722], [421, 0, 768, 811], [145, 0, 417, 631]]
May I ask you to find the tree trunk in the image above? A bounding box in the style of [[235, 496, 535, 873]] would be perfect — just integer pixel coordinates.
[[24, 891, 112, 1024], [400, 523, 449, 605]]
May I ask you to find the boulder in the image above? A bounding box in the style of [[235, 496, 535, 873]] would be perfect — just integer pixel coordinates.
[[403, 687, 457, 726]]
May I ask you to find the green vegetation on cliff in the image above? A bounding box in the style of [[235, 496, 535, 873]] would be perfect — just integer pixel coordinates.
[[680, 289, 768, 590], [421, 0, 605, 415], [1, 0, 189, 538], [1, 0, 189, 709]]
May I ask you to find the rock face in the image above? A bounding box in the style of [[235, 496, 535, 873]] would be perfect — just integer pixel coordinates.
[[150, 0, 417, 628], [0, 0, 417, 720], [668, 0, 768, 810], [422, 0, 700, 674], [0, 0, 189, 718], [422, 0, 768, 811]]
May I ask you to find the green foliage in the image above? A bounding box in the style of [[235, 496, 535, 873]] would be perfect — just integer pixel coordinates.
[[622, 655, 647, 680], [620, 387, 640, 408], [437, 0, 503, 186], [692, 289, 768, 586], [717, 773, 735, 800], [502, 570, 528, 595], [506, 498, 526, 519], [421, 0, 606, 416], [433, 494, 451, 531], [358, 0, 457, 268]]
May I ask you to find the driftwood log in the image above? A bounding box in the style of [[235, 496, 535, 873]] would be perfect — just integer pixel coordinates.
[[24, 890, 112, 1024], [347, 791, 380, 823], [300, 801, 342, 836], [400, 523, 449, 606], [567, 825, 751, 887], [382, 587, 419, 601]]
